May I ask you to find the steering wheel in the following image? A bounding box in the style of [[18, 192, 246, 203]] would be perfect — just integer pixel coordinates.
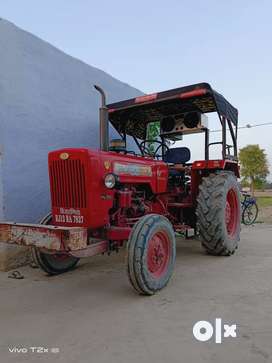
[[139, 139, 169, 159]]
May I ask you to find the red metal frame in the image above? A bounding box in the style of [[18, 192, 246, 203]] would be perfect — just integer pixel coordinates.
[[0, 222, 88, 252]]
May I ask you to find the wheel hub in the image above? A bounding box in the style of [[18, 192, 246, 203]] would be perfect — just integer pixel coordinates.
[[147, 231, 170, 278], [225, 189, 239, 237]]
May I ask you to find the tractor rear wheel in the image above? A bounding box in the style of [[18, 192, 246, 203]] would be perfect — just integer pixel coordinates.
[[31, 213, 80, 275], [127, 214, 176, 295], [196, 171, 241, 256]]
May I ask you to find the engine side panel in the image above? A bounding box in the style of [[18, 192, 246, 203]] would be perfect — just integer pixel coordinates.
[[48, 148, 168, 229]]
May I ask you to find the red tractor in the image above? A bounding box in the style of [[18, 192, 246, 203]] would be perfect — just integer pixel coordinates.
[[0, 83, 241, 295]]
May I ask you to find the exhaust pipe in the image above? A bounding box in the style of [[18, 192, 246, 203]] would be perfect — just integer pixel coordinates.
[[94, 85, 109, 151]]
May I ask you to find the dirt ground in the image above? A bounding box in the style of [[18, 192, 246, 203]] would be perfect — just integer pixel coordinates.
[[258, 206, 272, 224], [0, 224, 272, 363]]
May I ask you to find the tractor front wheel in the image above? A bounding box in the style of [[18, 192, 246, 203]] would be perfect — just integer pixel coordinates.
[[196, 171, 241, 256], [31, 213, 80, 275], [127, 214, 176, 295]]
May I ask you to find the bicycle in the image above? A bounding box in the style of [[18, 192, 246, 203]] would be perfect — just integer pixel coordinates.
[[241, 192, 259, 225]]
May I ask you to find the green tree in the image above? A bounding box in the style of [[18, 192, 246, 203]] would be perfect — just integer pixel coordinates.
[[239, 145, 269, 194]]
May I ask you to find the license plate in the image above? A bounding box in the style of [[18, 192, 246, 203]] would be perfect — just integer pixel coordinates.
[[55, 214, 84, 224]]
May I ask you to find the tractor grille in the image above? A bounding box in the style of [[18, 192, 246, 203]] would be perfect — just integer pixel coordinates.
[[49, 160, 87, 208]]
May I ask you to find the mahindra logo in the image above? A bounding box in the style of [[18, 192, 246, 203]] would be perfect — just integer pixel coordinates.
[[59, 208, 81, 216]]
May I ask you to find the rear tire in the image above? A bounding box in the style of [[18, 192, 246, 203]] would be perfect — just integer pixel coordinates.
[[196, 171, 241, 256], [31, 213, 80, 275], [127, 214, 176, 295]]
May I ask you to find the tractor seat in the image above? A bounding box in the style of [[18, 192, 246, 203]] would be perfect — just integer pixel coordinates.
[[164, 147, 191, 177], [164, 147, 191, 164]]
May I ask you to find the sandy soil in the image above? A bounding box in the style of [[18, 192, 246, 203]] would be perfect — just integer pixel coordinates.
[[0, 225, 272, 363]]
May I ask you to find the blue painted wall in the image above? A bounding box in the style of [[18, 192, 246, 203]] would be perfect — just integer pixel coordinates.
[[0, 19, 142, 222]]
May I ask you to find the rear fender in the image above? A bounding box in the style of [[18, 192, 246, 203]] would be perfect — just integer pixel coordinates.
[[191, 159, 240, 205], [192, 159, 239, 177]]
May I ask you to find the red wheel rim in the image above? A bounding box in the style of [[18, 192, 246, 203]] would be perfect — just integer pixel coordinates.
[[225, 189, 239, 237], [52, 254, 70, 261], [147, 231, 170, 278]]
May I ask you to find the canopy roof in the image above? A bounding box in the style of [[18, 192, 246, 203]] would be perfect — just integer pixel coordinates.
[[107, 82, 238, 140]]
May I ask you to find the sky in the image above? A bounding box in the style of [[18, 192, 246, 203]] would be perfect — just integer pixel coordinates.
[[1, 0, 272, 178]]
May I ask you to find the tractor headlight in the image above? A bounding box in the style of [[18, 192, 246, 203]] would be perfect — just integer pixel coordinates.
[[104, 173, 117, 189]]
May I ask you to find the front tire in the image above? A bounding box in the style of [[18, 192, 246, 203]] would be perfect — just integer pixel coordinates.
[[31, 213, 80, 275], [196, 171, 241, 256], [127, 214, 176, 295]]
